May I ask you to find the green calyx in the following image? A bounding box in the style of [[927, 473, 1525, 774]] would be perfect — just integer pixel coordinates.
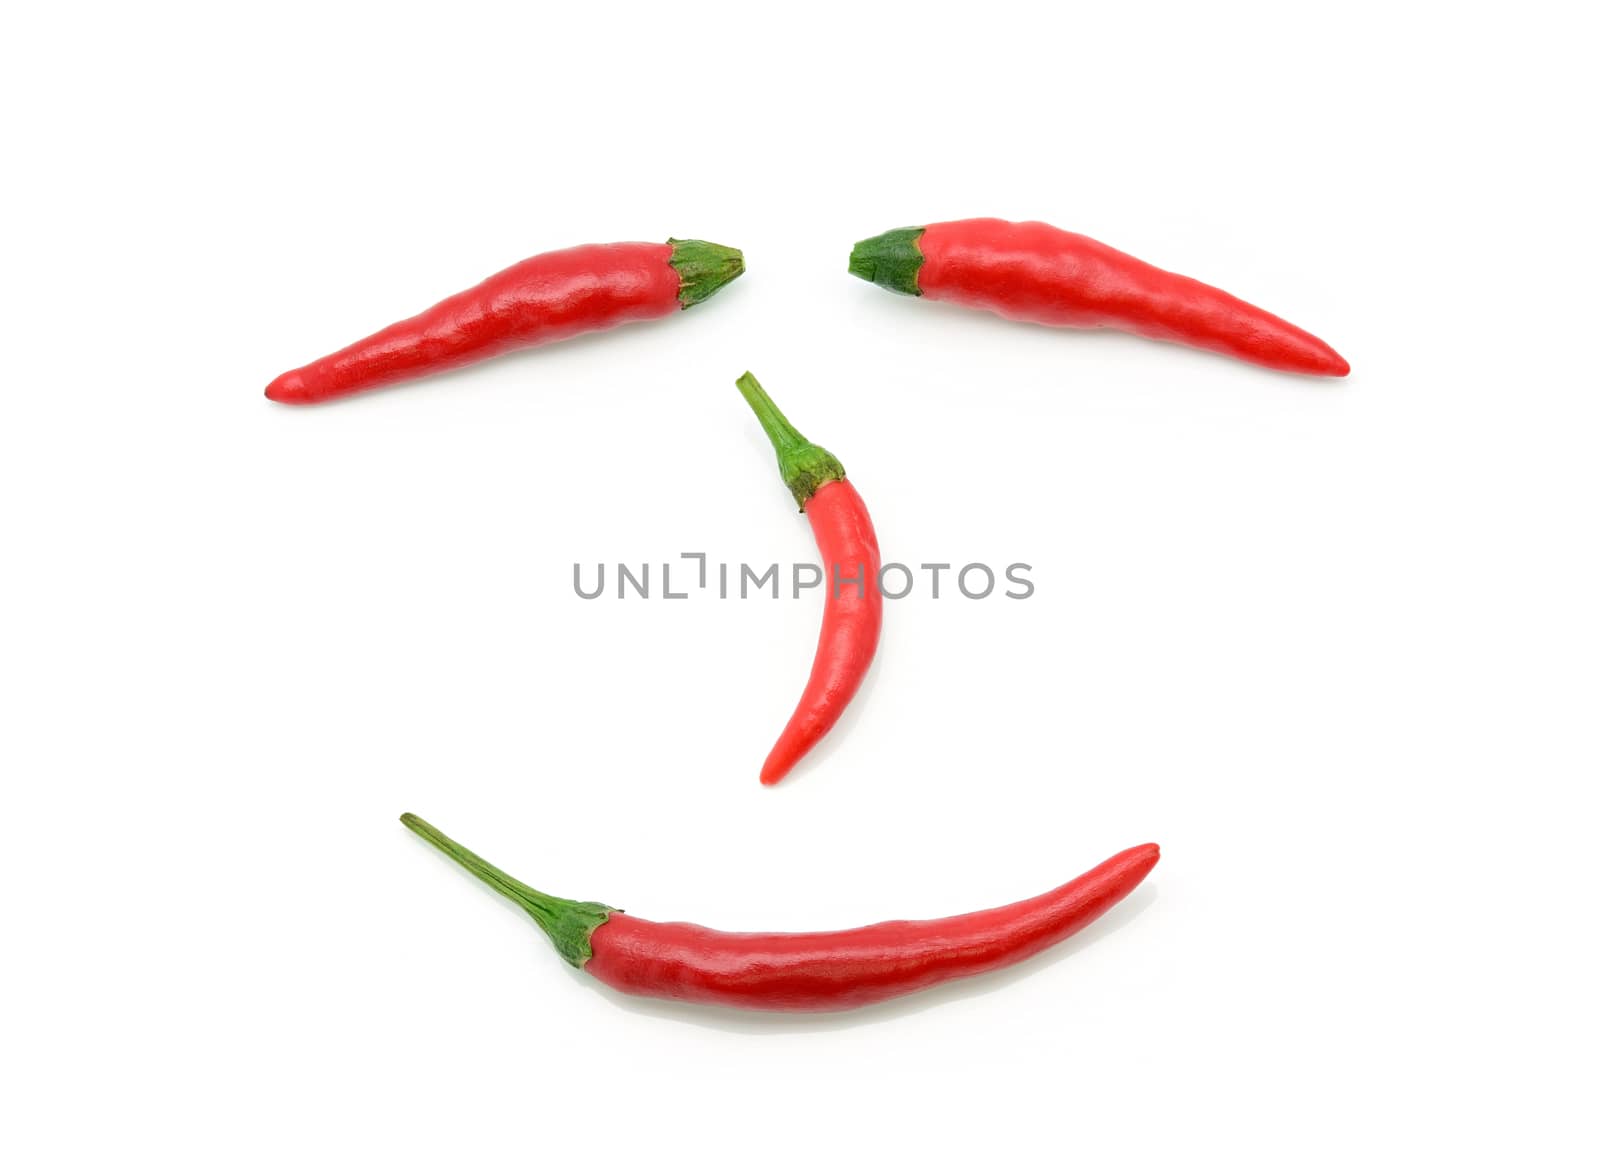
[[735, 372, 845, 511], [669, 238, 745, 308], [401, 813, 614, 969], [847, 226, 925, 296]]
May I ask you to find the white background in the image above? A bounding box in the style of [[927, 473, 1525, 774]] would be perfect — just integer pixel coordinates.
[[3, 2, 1596, 1148]]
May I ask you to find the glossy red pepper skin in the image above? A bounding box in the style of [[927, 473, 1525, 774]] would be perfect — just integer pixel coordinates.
[[402, 814, 1159, 1013], [763, 478, 882, 784], [586, 843, 1157, 1010], [266, 239, 742, 404], [736, 374, 883, 785], [850, 218, 1348, 377]]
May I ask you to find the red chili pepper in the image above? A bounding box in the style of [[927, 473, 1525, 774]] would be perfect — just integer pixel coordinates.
[[735, 372, 882, 786], [850, 218, 1348, 376], [402, 813, 1158, 1012], [265, 239, 744, 404]]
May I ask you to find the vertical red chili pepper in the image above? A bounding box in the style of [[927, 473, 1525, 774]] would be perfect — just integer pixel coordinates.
[[402, 813, 1159, 1012], [736, 372, 882, 786], [850, 218, 1348, 376], [266, 238, 743, 404]]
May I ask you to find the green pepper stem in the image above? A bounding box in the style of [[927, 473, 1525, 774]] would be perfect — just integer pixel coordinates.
[[736, 371, 809, 456], [669, 239, 745, 308], [735, 372, 846, 511], [847, 226, 926, 296], [400, 813, 613, 968]]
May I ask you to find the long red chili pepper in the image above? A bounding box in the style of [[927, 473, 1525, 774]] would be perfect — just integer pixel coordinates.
[[735, 372, 882, 785], [849, 218, 1348, 376], [265, 238, 744, 404], [402, 813, 1158, 1012]]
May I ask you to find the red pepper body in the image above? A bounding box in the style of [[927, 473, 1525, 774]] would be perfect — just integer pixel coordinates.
[[266, 239, 742, 404], [763, 478, 882, 785], [852, 218, 1348, 376], [584, 844, 1156, 1011], [402, 814, 1160, 1014]]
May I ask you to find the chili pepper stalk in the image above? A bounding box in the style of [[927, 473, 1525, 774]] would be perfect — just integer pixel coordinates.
[[735, 372, 846, 510], [402, 813, 612, 966], [668, 238, 746, 308], [736, 373, 882, 785]]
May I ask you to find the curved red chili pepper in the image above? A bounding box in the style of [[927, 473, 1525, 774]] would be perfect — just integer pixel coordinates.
[[850, 218, 1347, 376], [265, 238, 743, 404], [402, 813, 1158, 1012], [735, 372, 882, 785]]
